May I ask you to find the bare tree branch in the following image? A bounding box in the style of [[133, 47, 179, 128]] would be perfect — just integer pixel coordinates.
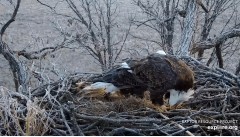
[[40, 0, 129, 71], [132, 0, 179, 55], [193, 28, 240, 51], [15, 38, 68, 60], [196, 0, 240, 60], [36, 0, 54, 10], [0, 0, 21, 37], [235, 60, 240, 75]]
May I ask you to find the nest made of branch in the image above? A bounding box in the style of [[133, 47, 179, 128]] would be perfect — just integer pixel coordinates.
[[0, 57, 239, 136]]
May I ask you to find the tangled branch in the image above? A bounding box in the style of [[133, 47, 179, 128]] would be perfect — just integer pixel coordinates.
[[0, 56, 239, 135]]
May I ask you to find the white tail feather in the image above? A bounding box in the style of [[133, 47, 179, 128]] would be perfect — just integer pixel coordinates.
[[82, 82, 119, 93]]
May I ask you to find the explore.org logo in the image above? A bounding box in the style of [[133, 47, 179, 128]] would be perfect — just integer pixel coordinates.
[[182, 119, 238, 130], [207, 125, 238, 130]]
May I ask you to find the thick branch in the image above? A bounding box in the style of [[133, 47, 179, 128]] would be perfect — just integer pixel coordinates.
[[197, 0, 234, 59], [15, 38, 67, 60], [0, 0, 21, 37], [193, 28, 240, 52]]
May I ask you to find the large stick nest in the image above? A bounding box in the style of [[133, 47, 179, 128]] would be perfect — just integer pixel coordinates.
[[0, 56, 239, 136]]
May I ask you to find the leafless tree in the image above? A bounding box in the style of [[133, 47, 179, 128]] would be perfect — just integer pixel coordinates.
[[132, 0, 209, 56], [0, 0, 70, 92], [192, 0, 240, 69], [133, 0, 240, 71], [132, 0, 180, 55], [192, 0, 240, 59], [37, 0, 131, 72]]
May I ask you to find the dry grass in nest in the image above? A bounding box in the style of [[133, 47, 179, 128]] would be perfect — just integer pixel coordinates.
[[74, 91, 158, 116]]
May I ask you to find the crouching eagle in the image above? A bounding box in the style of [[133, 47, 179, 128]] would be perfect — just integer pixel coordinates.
[[83, 50, 194, 107]]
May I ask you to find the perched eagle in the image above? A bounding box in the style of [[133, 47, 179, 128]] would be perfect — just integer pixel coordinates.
[[83, 50, 194, 107]]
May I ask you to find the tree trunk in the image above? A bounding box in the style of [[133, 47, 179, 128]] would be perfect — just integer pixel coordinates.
[[0, 0, 28, 93], [176, 0, 197, 56], [0, 42, 28, 92], [163, 0, 174, 55], [215, 44, 223, 68]]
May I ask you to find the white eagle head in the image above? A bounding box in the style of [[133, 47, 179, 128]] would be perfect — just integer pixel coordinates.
[[156, 50, 166, 55], [121, 62, 133, 73], [121, 62, 130, 69], [168, 89, 194, 106]]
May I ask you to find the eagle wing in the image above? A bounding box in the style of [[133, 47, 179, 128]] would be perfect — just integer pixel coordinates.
[[132, 55, 177, 91], [164, 56, 194, 90], [93, 65, 145, 89]]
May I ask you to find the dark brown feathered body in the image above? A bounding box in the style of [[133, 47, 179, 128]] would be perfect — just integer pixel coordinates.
[[128, 54, 194, 105]]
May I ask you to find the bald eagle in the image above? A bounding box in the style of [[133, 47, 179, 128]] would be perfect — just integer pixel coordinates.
[[83, 50, 194, 107]]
